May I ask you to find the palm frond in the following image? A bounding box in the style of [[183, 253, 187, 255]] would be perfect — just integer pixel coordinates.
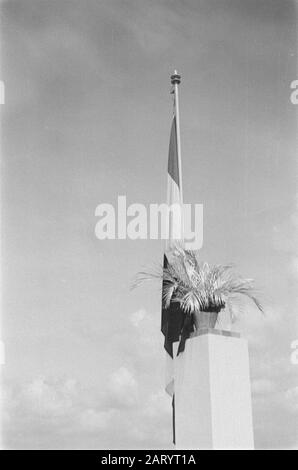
[[176, 289, 201, 313], [162, 281, 178, 308], [133, 246, 263, 316], [130, 264, 163, 290]]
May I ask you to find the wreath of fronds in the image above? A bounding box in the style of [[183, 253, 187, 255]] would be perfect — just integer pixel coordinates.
[[132, 245, 263, 318]]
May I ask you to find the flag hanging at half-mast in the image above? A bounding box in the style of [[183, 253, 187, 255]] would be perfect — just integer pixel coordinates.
[[161, 73, 185, 400]]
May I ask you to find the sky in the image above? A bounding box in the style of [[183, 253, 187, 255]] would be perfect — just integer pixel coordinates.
[[0, 0, 298, 449]]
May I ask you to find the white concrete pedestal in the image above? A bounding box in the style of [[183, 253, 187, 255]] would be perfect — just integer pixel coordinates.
[[174, 329, 254, 450]]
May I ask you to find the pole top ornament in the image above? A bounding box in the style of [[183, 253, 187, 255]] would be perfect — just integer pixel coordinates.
[[171, 70, 181, 85]]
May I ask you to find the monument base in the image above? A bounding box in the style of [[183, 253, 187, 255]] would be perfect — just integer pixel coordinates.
[[174, 329, 254, 450]]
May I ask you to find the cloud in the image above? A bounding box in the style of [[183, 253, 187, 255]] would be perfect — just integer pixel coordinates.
[[20, 377, 77, 418], [253, 385, 298, 449], [129, 308, 147, 327], [2, 302, 172, 449], [107, 367, 139, 408], [2, 354, 171, 449], [78, 408, 115, 432], [143, 389, 171, 418]]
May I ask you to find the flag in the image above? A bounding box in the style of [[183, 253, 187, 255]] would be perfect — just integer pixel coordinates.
[[161, 110, 186, 443], [161, 116, 184, 395]]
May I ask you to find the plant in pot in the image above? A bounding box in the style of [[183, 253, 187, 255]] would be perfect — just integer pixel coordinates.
[[133, 245, 263, 348]]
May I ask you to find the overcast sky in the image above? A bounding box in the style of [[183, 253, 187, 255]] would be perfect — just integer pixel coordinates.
[[1, 0, 298, 449]]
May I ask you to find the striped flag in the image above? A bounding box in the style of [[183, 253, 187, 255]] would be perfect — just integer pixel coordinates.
[[161, 90, 186, 442], [161, 116, 184, 396]]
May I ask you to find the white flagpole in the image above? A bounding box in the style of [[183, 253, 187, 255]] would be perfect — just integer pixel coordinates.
[[171, 70, 183, 205]]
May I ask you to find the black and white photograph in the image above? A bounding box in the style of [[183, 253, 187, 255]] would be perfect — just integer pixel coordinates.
[[0, 0, 297, 452]]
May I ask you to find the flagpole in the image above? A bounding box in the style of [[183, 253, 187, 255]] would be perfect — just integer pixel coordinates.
[[171, 70, 183, 205]]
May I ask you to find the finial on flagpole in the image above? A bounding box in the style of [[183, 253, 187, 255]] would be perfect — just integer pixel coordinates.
[[171, 70, 181, 85]]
